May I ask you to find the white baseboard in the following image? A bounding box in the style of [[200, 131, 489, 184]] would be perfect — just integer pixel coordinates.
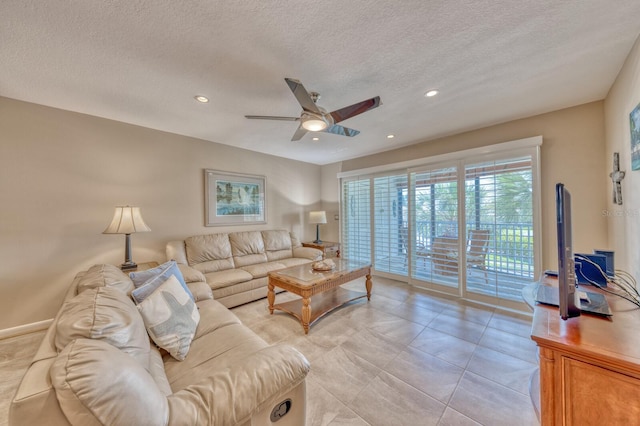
[[0, 319, 53, 340]]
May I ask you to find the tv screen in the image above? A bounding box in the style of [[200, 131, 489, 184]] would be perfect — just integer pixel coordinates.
[[556, 183, 580, 320]]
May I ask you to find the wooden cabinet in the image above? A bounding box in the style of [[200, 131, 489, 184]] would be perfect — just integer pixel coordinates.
[[528, 280, 640, 425], [302, 241, 340, 259]]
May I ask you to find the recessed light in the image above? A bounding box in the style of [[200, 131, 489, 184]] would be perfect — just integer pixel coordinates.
[[312, 137, 320, 141], [387, 134, 395, 139], [194, 95, 209, 103], [424, 90, 439, 98]]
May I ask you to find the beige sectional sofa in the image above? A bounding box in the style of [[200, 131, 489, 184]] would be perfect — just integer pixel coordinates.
[[10, 264, 310, 426], [166, 230, 323, 308]]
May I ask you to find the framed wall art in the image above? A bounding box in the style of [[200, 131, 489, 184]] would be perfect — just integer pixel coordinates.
[[204, 169, 266, 226]]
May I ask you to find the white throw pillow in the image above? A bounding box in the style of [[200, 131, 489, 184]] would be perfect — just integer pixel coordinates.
[[137, 275, 200, 361]]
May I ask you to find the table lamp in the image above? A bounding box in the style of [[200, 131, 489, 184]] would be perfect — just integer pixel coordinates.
[[309, 211, 327, 243], [103, 206, 151, 270]]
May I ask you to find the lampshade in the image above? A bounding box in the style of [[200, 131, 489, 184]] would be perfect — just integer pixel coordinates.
[[103, 206, 151, 234], [309, 211, 327, 224]]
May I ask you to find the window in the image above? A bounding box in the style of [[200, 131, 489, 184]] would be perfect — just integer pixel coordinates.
[[373, 173, 409, 276], [341, 178, 371, 263]]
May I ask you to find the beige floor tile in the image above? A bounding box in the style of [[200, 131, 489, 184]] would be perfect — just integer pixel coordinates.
[[340, 328, 403, 369], [429, 313, 487, 344], [382, 301, 440, 326], [448, 372, 538, 426], [349, 371, 446, 426], [478, 326, 538, 365], [439, 303, 495, 326], [410, 327, 477, 368], [466, 346, 538, 395], [308, 346, 380, 404], [487, 311, 533, 338], [327, 407, 371, 426], [384, 346, 464, 403], [404, 292, 454, 313], [306, 377, 349, 426], [438, 407, 482, 426]]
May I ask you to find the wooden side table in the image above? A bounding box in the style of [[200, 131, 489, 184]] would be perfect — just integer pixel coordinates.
[[302, 241, 340, 259]]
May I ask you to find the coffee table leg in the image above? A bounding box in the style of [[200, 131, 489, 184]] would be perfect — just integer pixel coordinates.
[[268, 282, 275, 314], [365, 273, 372, 301], [302, 297, 311, 334]]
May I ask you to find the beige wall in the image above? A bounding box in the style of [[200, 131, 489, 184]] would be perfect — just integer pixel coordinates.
[[0, 97, 322, 330], [330, 101, 609, 271], [604, 34, 640, 276]]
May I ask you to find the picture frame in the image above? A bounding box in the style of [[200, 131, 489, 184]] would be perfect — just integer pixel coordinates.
[[204, 169, 266, 226], [630, 101, 640, 171]]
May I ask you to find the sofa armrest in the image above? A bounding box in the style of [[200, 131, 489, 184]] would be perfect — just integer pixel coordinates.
[[167, 345, 310, 426], [176, 263, 206, 283], [293, 247, 323, 261], [187, 281, 213, 302]]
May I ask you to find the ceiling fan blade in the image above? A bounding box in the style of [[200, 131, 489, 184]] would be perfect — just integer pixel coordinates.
[[329, 96, 381, 123], [245, 115, 299, 121], [291, 124, 308, 141], [285, 78, 321, 113], [323, 124, 360, 137]]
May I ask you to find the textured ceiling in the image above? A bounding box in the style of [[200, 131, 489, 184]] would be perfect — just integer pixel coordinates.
[[2, 1, 640, 165]]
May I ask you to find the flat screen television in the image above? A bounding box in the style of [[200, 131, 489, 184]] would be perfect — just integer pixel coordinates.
[[556, 183, 581, 320]]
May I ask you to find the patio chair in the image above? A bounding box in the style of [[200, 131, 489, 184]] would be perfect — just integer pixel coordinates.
[[445, 229, 490, 282]]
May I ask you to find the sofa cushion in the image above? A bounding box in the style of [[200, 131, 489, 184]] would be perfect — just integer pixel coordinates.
[[176, 263, 207, 283], [204, 268, 253, 290], [130, 260, 194, 303], [193, 258, 235, 274], [230, 231, 268, 267], [241, 261, 287, 279], [185, 233, 233, 265], [55, 286, 151, 369], [262, 230, 294, 261], [137, 275, 200, 361], [75, 264, 134, 295], [278, 257, 316, 268], [50, 338, 169, 426], [163, 322, 268, 391], [193, 298, 241, 339]]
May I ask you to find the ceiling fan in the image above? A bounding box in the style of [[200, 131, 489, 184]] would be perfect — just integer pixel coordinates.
[[245, 78, 381, 141]]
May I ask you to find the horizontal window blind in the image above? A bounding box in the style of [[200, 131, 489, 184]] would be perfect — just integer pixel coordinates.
[[341, 178, 371, 263]]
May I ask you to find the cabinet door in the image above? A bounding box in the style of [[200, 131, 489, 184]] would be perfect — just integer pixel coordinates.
[[563, 357, 640, 425]]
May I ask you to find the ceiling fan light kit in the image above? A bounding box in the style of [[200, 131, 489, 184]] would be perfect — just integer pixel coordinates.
[[245, 78, 381, 141]]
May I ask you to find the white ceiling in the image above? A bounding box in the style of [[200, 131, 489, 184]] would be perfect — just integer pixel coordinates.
[[2, 1, 640, 165]]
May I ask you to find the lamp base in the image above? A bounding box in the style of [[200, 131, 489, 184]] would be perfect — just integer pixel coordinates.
[[313, 239, 323, 244], [120, 262, 138, 271]]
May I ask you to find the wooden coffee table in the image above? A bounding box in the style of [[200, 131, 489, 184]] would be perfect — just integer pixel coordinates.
[[267, 259, 372, 334]]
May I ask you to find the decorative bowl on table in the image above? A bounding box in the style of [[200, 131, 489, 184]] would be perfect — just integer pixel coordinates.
[[312, 259, 335, 271]]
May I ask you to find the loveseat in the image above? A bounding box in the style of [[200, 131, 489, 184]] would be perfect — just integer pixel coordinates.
[[9, 263, 310, 425], [166, 230, 322, 308]]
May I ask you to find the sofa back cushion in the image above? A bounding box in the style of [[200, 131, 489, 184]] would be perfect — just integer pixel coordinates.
[[55, 286, 151, 370], [230, 231, 268, 267], [50, 338, 169, 426], [262, 230, 294, 261], [75, 264, 134, 295], [185, 233, 235, 273]]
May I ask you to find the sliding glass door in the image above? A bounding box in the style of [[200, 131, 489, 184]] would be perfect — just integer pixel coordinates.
[[410, 165, 460, 293], [339, 143, 540, 308], [463, 156, 535, 302]]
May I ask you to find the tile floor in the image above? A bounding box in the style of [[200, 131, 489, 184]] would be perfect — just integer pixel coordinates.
[[233, 276, 540, 426], [1, 276, 540, 426]]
